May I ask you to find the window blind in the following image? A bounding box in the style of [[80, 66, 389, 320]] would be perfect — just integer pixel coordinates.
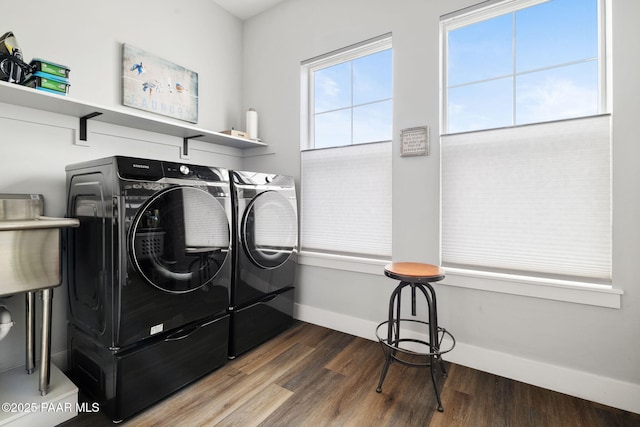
[[301, 141, 392, 258], [441, 115, 611, 283]]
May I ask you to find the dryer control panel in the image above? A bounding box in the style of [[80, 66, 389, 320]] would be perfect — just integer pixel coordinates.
[[115, 156, 226, 182], [163, 161, 226, 182]]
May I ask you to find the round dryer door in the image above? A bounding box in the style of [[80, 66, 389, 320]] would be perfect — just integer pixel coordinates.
[[131, 186, 230, 293], [242, 190, 297, 269]]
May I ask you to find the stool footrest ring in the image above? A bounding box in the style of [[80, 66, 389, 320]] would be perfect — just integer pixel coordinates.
[[375, 319, 455, 367]]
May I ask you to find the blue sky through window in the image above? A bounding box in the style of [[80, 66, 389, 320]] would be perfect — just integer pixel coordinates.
[[313, 49, 392, 148], [446, 0, 599, 133], [315, 62, 351, 113]]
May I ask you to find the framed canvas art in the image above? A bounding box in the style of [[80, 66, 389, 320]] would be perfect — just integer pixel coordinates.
[[122, 43, 198, 123]]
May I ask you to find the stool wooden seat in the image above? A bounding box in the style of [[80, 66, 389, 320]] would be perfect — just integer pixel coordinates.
[[384, 262, 445, 282], [376, 262, 455, 412]]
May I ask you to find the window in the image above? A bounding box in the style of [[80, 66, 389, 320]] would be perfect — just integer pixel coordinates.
[[312, 50, 392, 148], [301, 34, 392, 260], [444, 0, 603, 133], [440, 0, 612, 287]]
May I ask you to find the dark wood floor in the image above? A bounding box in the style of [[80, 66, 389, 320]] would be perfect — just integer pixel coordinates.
[[62, 321, 640, 426]]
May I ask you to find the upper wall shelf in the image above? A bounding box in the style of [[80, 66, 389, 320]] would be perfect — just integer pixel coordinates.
[[0, 80, 266, 150]]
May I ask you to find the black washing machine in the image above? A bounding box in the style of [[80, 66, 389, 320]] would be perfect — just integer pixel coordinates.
[[229, 170, 298, 358], [64, 156, 231, 421]]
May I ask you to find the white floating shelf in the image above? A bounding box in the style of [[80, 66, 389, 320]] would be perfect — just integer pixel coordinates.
[[0, 80, 266, 149]]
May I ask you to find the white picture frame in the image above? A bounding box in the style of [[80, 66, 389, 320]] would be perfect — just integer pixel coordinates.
[[122, 44, 199, 123]]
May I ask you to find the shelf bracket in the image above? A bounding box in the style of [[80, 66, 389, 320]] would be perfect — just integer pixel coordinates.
[[182, 134, 204, 158], [79, 112, 103, 142]]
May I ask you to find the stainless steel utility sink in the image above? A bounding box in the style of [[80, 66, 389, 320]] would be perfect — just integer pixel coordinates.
[[0, 194, 78, 296], [0, 193, 79, 396]]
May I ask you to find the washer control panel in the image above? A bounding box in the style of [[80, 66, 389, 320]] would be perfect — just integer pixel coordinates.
[[162, 161, 226, 182]]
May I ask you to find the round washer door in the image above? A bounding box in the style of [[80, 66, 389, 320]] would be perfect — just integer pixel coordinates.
[[242, 190, 297, 269], [131, 186, 230, 293]]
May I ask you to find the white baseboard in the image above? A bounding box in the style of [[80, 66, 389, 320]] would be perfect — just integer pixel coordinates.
[[294, 303, 640, 415]]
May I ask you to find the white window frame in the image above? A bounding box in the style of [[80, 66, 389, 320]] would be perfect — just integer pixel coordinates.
[[299, 34, 392, 274], [301, 34, 392, 150], [440, 0, 610, 133], [439, 0, 621, 308]]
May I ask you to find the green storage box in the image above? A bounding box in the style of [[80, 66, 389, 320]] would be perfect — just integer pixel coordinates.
[[24, 71, 70, 95], [29, 58, 70, 79]]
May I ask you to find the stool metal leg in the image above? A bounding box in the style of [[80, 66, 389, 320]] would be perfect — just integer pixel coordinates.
[[425, 283, 439, 347], [376, 354, 392, 393], [411, 283, 417, 316], [430, 354, 444, 412], [377, 281, 408, 393], [414, 283, 445, 412], [392, 282, 406, 346], [376, 285, 395, 393], [426, 282, 449, 378]]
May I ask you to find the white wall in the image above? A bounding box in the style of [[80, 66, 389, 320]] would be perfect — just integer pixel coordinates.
[[242, 0, 640, 413], [0, 0, 245, 371]]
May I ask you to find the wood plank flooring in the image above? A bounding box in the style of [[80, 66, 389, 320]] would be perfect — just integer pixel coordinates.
[[61, 321, 640, 427]]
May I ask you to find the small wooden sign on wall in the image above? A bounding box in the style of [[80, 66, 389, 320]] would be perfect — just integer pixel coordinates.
[[400, 126, 429, 157]]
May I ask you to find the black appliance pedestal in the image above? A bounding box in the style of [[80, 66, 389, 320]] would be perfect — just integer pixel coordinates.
[[229, 286, 294, 358], [67, 314, 229, 422]]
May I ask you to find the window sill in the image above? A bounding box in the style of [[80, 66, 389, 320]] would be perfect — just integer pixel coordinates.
[[297, 251, 389, 275], [296, 254, 622, 309], [442, 268, 623, 309]]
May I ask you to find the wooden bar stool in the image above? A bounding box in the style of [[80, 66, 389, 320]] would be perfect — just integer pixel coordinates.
[[375, 262, 455, 412]]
